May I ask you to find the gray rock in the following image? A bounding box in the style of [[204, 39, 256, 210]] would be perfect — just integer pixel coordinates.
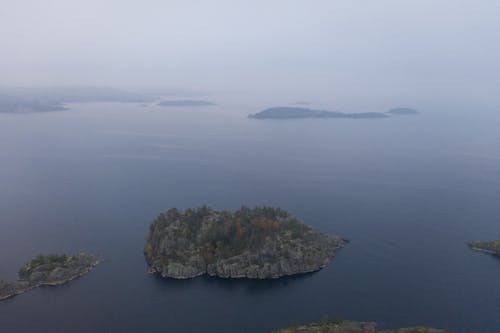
[[1, 253, 99, 301], [145, 206, 347, 279]]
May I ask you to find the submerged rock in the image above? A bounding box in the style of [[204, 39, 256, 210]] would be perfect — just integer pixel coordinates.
[[145, 206, 347, 279]]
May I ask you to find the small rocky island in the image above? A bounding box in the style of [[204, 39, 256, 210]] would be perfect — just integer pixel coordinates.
[[468, 239, 500, 256], [158, 100, 216, 107], [145, 206, 347, 279], [386, 108, 419, 115], [249, 107, 388, 119], [0, 253, 99, 301], [273, 318, 444, 333]]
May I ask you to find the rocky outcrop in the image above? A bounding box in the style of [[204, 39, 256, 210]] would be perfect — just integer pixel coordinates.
[[468, 240, 500, 256], [273, 320, 445, 333], [0, 253, 99, 301], [0, 281, 30, 300], [145, 206, 347, 279]]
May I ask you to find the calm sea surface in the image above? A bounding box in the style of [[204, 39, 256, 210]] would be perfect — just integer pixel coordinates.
[[0, 100, 499, 332]]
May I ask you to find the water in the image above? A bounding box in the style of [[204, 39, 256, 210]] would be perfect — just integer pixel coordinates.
[[0, 100, 499, 332]]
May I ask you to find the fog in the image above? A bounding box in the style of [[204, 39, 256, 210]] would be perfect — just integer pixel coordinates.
[[1, 0, 500, 105]]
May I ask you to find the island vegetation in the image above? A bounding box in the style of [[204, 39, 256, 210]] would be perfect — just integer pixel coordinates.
[[158, 99, 216, 107], [145, 206, 347, 279], [273, 317, 445, 333], [249, 107, 389, 119], [468, 240, 500, 256], [0, 253, 99, 301]]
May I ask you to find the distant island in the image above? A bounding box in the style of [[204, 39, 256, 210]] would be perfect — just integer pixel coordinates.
[[0, 253, 99, 301], [0, 94, 68, 113], [0, 86, 154, 113], [386, 108, 419, 115], [145, 206, 347, 279], [249, 107, 389, 119], [468, 240, 500, 256], [274, 318, 444, 333], [158, 100, 216, 107]]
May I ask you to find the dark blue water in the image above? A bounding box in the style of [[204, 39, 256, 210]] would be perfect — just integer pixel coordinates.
[[0, 101, 499, 332]]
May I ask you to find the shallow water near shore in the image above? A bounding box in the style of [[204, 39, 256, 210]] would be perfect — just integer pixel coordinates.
[[0, 99, 499, 332]]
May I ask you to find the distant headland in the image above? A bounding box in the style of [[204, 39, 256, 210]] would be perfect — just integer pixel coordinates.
[[0, 86, 154, 113], [158, 100, 216, 107], [386, 108, 419, 115], [0, 253, 99, 301], [145, 206, 347, 279]]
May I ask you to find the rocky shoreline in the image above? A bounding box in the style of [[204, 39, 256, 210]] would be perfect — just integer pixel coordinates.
[[468, 240, 500, 256], [145, 206, 347, 279], [0, 253, 99, 301], [273, 319, 445, 333]]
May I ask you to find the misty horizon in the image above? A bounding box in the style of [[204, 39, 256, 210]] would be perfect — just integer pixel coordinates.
[[1, 1, 500, 107]]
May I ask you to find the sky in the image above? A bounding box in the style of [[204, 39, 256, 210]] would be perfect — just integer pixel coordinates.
[[1, 0, 500, 104]]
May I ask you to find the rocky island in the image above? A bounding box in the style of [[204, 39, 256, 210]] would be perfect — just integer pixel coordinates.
[[468, 239, 500, 256], [0, 253, 99, 301], [249, 107, 389, 119], [145, 206, 347, 279], [273, 318, 445, 333]]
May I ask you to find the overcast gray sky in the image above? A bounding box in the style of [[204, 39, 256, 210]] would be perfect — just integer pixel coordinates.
[[1, 0, 499, 103]]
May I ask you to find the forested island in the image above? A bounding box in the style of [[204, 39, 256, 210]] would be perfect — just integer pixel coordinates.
[[0, 253, 99, 301], [158, 100, 216, 107], [249, 107, 389, 119], [386, 108, 419, 115], [468, 240, 500, 256], [145, 206, 347, 279], [273, 318, 444, 333]]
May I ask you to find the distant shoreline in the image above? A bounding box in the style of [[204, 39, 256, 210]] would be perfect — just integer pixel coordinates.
[[157, 100, 216, 107], [249, 106, 391, 119]]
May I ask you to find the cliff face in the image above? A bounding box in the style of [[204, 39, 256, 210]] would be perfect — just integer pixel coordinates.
[[145, 206, 347, 279], [468, 240, 500, 256]]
